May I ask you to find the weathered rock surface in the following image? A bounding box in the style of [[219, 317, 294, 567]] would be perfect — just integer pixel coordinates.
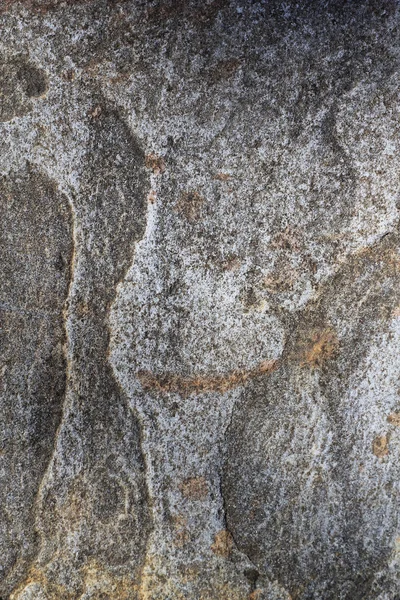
[[1, 1, 400, 599]]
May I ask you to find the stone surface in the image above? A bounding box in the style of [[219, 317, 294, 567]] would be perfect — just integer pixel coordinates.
[[1, 1, 400, 599]]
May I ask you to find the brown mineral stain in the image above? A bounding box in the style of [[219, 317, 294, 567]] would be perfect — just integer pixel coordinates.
[[175, 190, 205, 222], [76, 301, 90, 317], [138, 554, 186, 600], [10, 567, 70, 600], [222, 256, 241, 271], [147, 189, 157, 204], [137, 359, 279, 396], [138, 553, 249, 599], [180, 476, 209, 500], [11, 543, 139, 599], [109, 72, 131, 85], [385, 249, 400, 273], [172, 514, 190, 548], [211, 530, 234, 558], [80, 560, 138, 599], [199, 584, 250, 600], [263, 267, 298, 294], [300, 328, 339, 369], [89, 105, 102, 119], [145, 0, 186, 22], [61, 69, 75, 82], [145, 153, 165, 175], [214, 172, 232, 181], [373, 434, 389, 458], [271, 226, 302, 252], [248, 591, 263, 600], [388, 412, 400, 426], [195, 0, 230, 25]]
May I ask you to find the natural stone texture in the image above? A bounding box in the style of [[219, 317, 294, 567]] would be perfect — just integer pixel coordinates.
[[0, 169, 72, 592], [224, 234, 400, 599], [0, 56, 48, 122], [1, 1, 400, 599]]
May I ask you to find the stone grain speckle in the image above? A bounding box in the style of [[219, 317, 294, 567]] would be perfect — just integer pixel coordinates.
[[1, 1, 400, 599]]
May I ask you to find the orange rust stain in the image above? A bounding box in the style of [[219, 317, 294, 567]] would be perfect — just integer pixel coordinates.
[[300, 328, 339, 369], [137, 359, 279, 396], [248, 591, 263, 600], [388, 412, 400, 426], [211, 530, 234, 558], [180, 476, 209, 500], [147, 189, 157, 204], [145, 153, 166, 175], [373, 434, 389, 458], [10, 567, 71, 600], [214, 172, 232, 181]]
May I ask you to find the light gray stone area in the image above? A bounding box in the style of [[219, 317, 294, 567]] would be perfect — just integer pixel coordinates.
[[1, 1, 400, 599]]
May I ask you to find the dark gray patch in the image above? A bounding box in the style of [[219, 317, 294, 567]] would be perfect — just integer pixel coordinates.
[[0, 56, 48, 122], [0, 168, 73, 596], [17, 62, 48, 98]]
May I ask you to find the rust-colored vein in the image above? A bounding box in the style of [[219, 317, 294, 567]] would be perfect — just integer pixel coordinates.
[[137, 359, 279, 396]]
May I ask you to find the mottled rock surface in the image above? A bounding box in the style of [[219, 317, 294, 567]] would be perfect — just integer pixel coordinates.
[[1, 1, 400, 599]]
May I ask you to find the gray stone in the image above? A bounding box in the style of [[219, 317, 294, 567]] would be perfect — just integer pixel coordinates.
[[0, 1, 400, 599]]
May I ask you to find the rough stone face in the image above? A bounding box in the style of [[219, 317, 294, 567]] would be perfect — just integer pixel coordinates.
[[1, 1, 400, 599], [223, 235, 400, 599], [0, 169, 73, 592]]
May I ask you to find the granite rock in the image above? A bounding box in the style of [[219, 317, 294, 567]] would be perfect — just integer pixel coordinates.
[[1, 1, 400, 599]]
